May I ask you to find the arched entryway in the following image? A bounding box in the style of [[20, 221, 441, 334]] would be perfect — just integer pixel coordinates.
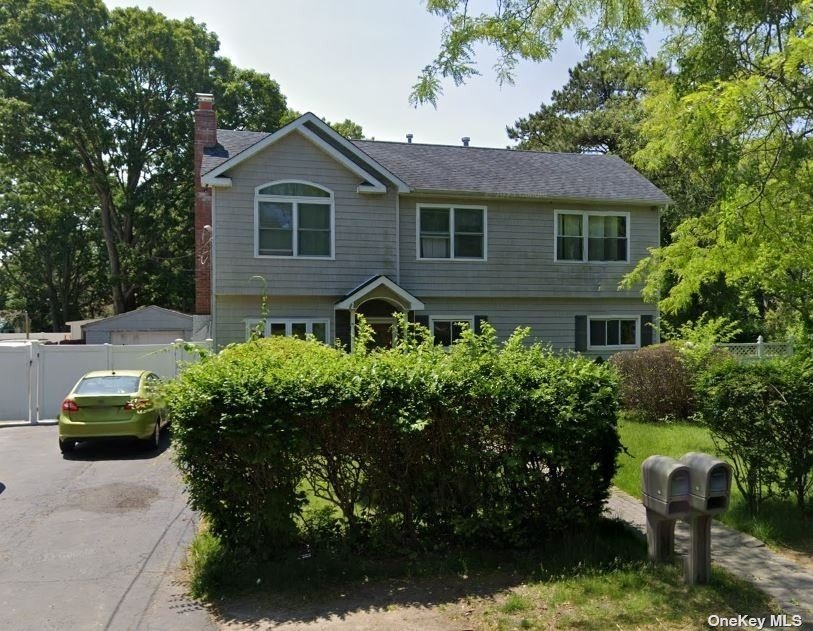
[[355, 298, 403, 348], [334, 275, 425, 351]]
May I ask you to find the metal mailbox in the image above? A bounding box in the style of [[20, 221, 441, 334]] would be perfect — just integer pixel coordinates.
[[680, 452, 731, 515], [641, 455, 691, 519]]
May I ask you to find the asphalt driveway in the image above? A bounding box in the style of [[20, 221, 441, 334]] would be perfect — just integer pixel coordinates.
[[0, 425, 215, 631]]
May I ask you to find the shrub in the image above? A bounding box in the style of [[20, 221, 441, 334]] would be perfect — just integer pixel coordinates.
[[167, 322, 622, 555], [609, 344, 694, 422], [696, 357, 813, 513]]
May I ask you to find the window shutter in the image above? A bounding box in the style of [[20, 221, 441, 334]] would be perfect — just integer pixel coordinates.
[[407, 310, 415, 323], [575, 315, 587, 352], [474, 315, 488, 335], [335, 310, 351, 350], [641, 315, 654, 347]]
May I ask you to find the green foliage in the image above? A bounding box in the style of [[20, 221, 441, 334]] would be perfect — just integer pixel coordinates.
[[659, 314, 740, 375], [627, 1, 813, 334], [0, 0, 287, 320], [609, 344, 694, 422], [696, 357, 813, 513], [168, 323, 621, 555], [414, 0, 656, 106], [507, 48, 660, 158], [0, 158, 107, 330]]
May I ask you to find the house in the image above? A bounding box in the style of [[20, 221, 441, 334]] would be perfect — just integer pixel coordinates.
[[193, 94, 669, 355], [80, 305, 208, 344]]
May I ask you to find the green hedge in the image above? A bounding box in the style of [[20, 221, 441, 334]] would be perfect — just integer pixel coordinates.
[[168, 322, 621, 554], [696, 356, 813, 513]]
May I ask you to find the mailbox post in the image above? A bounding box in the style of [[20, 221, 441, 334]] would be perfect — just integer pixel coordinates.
[[641, 452, 731, 584], [680, 452, 732, 585], [641, 456, 691, 561]]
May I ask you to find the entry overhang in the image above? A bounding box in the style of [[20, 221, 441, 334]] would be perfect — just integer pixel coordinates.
[[335, 275, 424, 311]]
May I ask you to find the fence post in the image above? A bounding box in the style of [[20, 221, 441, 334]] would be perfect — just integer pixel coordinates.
[[28, 340, 40, 425], [105, 343, 113, 370], [756, 335, 764, 359]]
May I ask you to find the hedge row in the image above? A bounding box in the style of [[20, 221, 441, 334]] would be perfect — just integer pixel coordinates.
[[167, 322, 621, 554], [696, 356, 813, 512]]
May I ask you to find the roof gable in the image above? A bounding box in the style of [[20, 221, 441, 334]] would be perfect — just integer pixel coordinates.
[[82, 305, 192, 331], [201, 113, 409, 193], [335, 275, 425, 311]]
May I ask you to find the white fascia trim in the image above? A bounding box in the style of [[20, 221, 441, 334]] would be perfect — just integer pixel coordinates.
[[296, 126, 387, 192], [205, 176, 232, 187], [335, 275, 425, 311], [356, 184, 386, 194]]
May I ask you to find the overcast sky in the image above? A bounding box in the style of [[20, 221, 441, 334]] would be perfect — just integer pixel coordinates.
[[104, 0, 663, 148]]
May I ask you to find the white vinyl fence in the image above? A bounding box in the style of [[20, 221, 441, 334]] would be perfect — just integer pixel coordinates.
[[0, 340, 211, 424], [717, 335, 792, 361]]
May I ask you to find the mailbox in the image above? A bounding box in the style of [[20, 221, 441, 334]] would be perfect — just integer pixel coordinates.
[[680, 452, 731, 515], [642, 455, 691, 518]]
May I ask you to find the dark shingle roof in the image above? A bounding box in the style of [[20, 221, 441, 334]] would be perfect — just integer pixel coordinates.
[[202, 129, 669, 204], [352, 140, 669, 204], [201, 129, 269, 175]]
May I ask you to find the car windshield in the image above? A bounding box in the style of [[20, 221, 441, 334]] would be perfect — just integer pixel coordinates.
[[75, 376, 141, 395]]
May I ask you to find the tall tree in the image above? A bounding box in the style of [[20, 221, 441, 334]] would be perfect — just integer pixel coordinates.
[[0, 0, 288, 315], [627, 1, 813, 333], [507, 48, 658, 157], [0, 158, 107, 330]]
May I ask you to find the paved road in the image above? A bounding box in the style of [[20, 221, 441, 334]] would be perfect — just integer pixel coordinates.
[[0, 424, 215, 631]]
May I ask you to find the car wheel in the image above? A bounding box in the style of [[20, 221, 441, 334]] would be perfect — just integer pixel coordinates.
[[59, 438, 75, 454], [142, 420, 160, 451]]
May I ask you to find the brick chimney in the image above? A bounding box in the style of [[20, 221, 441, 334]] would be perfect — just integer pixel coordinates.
[[194, 93, 216, 315]]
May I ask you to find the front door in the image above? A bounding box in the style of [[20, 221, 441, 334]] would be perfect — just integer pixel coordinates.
[[367, 318, 395, 348]]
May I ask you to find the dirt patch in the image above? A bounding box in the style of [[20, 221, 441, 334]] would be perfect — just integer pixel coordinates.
[[65, 482, 160, 513], [214, 574, 522, 631]]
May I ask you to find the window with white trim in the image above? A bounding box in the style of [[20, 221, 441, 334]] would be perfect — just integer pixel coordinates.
[[588, 317, 638, 349], [245, 318, 329, 343], [555, 211, 628, 262], [418, 206, 485, 259], [429, 316, 474, 346], [256, 181, 333, 257]]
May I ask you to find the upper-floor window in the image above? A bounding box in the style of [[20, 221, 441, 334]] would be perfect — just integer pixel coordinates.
[[255, 181, 333, 258], [555, 210, 629, 262], [418, 205, 486, 260]]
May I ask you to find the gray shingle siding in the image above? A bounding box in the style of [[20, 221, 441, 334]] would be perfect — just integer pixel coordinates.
[[204, 122, 664, 351]]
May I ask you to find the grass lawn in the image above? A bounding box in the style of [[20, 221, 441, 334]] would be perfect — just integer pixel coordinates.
[[615, 417, 813, 556], [187, 520, 778, 630]]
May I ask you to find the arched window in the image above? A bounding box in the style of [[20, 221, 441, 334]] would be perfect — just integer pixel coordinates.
[[255, 180, 334, 258]]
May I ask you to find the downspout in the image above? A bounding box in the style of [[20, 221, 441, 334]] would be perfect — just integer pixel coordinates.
[[395, 193, 400, 285], [350, 306, 356, 352], [655, 203, 666, 344], [210, 186, 217, 346]]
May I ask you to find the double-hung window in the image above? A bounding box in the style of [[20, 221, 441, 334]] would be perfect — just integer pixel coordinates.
[[555, 211, 629, 262], [588, 316, 638, 349], [418, 205, 486, 259], [256, 181, 333, 257], [429, 316, 474, 346]]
